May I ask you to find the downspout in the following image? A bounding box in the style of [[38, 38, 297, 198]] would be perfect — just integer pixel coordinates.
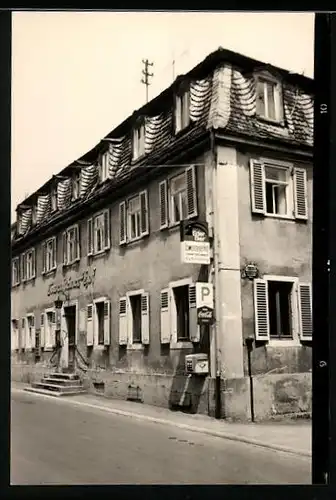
[[210, 128, 222, 419]]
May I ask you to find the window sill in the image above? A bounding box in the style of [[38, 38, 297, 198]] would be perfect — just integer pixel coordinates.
[[264, 213, 295, 221], [170, 341, 193, 349], [93, 344, 106, 350], [256, 115, 285, 127], [42, 268, 57, 277], [12, 282, 20, 288], [267, 339, 301, 347], [124, 234, 149, 245], [63, 260, 80, 268], [131, 152, 146, 164], [88, 249, 109, 259], [127, 343, 145, 350], [23, 277, 36, 284]]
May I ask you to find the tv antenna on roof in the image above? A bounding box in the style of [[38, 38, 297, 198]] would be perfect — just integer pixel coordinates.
[[141, 59, 154, 103]]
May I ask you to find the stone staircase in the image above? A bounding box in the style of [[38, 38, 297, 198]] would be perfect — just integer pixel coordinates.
[[24, 372, 86, 397]]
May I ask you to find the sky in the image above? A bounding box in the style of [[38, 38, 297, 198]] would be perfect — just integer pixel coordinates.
[[11, 11, 315, 222]]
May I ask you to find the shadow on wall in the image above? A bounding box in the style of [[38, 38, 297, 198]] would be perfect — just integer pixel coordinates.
[[168, 265, 211, 415]]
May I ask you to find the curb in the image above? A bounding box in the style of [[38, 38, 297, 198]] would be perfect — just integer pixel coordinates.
[[11, 387, 311, 459]]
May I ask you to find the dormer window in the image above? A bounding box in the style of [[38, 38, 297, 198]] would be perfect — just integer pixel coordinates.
[[31, 205, 37, 225], [72, 173, 80, 201], [51, 186, 57, 212], [255, 74, 283, 122], [132, 122, 145, 161], [100, 152, 109, 182], [175, 88, 190, 134]]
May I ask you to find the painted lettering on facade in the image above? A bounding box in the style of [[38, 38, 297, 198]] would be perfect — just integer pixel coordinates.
[[47, 268, 96, 296]]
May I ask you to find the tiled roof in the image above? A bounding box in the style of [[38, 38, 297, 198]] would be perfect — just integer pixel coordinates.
[[13, 47, 313, 244]]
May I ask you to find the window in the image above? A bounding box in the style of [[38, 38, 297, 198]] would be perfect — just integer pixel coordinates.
[[250, 159, 308, 220], [175, 90, 190, 133], [25, 314, 35, 350], [160, 280, 200, 345], [72, 174, 80, 201], [254, 277, 312, 342], [87, 210, 110, 255], [44, 310, 56, 350], [51, 186, 57, 212], [21, 248, 36, 281], [132, 123, 145, 160], [100, 153, 109, 182], [12, 257, 20, 286], [11, 319, 19, 351], [42, 237, 57, 274], [63, 225, 80, 265], [87, 299, 110, 346], [31, 206, 37, 225], [118, 291, 149, 346], [119, 190, 149, 244], [256, 77, 283, 122], [159, 165, 197, 229]]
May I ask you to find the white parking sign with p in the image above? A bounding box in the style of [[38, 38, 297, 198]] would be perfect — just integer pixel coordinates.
[[196, 283, 214, 309]]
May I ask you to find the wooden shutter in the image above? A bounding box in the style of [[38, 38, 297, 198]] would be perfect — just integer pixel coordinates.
[[31, 316, 36, 349], [40, 313, 45, 348], [186, 165, 198, 218], [52, 237, 57, 269], [298, 283, 312, 341], [41, 242, 46, 274], [75, 225, 80, 260], [253, 279, 270, 340], [103, 210, 111, 250], [119, 297, 128, 345], [159, 180, 168, 229], [139, 190, 149, 236], [21, 254, 26, 282], [119, 201, 127, 245], [31, 249, 36, 278], [103, 299, 111, 345], [62, 232, 68, 265], [294, 168, 308, 220], [20, 318, 25, 349], [87, 218, 93, 256], [189, 284, 200, 343], [141, 292, 150, 344], [87, 304, 94, 346], [250, 159, 266, 214], [44, 312, 52, 350], [160, 289, 170, 344]]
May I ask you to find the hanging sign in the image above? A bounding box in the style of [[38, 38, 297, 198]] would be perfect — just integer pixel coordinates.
[[180, 220, 210, 265], [196, 282, 214, 325]]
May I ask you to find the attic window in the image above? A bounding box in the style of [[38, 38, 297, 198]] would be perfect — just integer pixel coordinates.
[[256, 76, 283, 122], [51, 186, 57, 211], [132, 122, 145, 161], [72, 173, 80, 200], [175, 89, 190, 134], [100, 152, 109, 182]]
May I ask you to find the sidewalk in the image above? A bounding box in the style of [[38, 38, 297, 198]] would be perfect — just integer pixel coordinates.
[[11, 381, 311, 458]]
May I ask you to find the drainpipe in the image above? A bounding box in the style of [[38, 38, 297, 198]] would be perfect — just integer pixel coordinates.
[[210, 129, 222, 419], [245, 337, 255, 423]]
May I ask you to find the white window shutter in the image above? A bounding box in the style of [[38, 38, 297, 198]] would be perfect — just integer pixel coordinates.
[[250, 159, 266, 214], [42, 242, 46, 274], [119, 201, 127, 245], [40, 313, 45, 349], [21, 318, 25, 349], [140, 190, 149, 236], [253, 279, 270, 340], [21, 254, 26, 282], [52, 237, 57, 269], [50, 311, 56, 348], [160, 289, 170, 344], [31, 316, 36, 349], [87, 218, 93, 255], [186, 165, 198, 218], [32, 249, 36, 278], [298, 283, 312, 341], [159, 180, 168, 229], [75, 225, 80, 260], [189, 284, 200, 342], [87, 304, 94, 346], [294, 168, 308, 220], [103, 210, 111, 250], [62, 232, 68, 265], [141, 292, 150, 344], [175, 95, 182, 133], [103, 299, 111, 345], [119, 297, 128, 345]]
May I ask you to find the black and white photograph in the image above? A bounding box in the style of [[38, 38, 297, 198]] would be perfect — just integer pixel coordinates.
[[10, 10, 315, 485]]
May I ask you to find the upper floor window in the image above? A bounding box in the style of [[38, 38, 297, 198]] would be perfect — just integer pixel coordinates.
[[255, 75, 283, 122], [119, 190, 149, 244], [250, 159, 308, 220], [100, 152, 110, 182], [42, 237, 57, 274], [87, 209, 110, 256], [12, 257, 20, 286], [21, 248, 36, 282], [72, 173, 80, 201], [62, 224, 80, 265], [175, 89, 190, 134], [159, 165, 197, 229], [132, 122, 145, 161]]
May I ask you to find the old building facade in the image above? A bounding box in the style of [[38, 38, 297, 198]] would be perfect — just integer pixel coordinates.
[[11, 48, 314, 421]]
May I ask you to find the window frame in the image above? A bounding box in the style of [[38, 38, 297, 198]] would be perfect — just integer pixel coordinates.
[[11, 318, 19, 351], [12, 257, 20, 286], [42, 236, 57, 274], [63, 224, 80, 266], [92, 296, 111, 347], [100, 152, 110, 182], [174, 89, 191, 134], [168, 277, 196, 349], [132, 122, 146, 161], [255, 73, 283, 123], [126, 288, 145, 349], [25, 312, 36, 351], [120, 190, 149, 245], [21, 247, 36, 282]]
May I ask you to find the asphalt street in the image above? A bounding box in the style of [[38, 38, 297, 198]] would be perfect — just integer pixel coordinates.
[[11, 390, 311, 485]]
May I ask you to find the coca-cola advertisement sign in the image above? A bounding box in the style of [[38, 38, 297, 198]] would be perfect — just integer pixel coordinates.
[[197, 306, 214, 325]]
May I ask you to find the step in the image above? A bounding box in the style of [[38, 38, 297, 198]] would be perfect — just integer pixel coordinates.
[[24, 387, 86, 397], [42, 377, 82, 386], [32, 382, 84, 393], [48, 372, 80, 381]]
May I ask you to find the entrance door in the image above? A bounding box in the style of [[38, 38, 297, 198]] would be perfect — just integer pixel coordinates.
[[64, 305, 76, 371]]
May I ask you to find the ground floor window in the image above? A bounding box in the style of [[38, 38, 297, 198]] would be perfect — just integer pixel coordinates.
[[268, 280, 293, 339]]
